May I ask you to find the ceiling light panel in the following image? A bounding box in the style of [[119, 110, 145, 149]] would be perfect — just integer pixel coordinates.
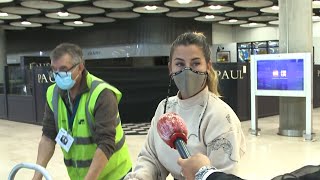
[[198, 5, 233, 13], [164, 0, 204, 8], [46, 25, 74, 30], [269, 20, 279, 25], [106, 12, 141, 19], [64, 21, 94, 27], [166, 11, 200, 18], [249, 16, 278, 22], [83, 17, 115, 23], [261, 6, 279, 14], [55, 0, 90, 2], [234, 0, 273, 8], [313, 15, 320, 21], [46, 12, 81, 19], [67, 6, 105, 15], [205, 15, 215, 19], [219, 19, 247, 25], [1, 6, 41, 15], [133, 6, 169, 13], [0, 13, 20, 20], [313, 1, 320, 8], [144, 5, 157, 11], [0, 12, 7, 16], [207, 0, 235, 1], [21, 1, 64, 10], [93, 0, 134, 9], [195, 15, 226, 22], [27, 17, 60, 24], [0, 0, 13, 3], [131, 0, 162, 1], [240, 23, 267, 28], [10, 21, 42, 27], [0, 25, 25, 30], [226, 10, 259, 17]]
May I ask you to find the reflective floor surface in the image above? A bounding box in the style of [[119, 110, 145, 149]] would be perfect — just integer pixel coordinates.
[[1, 108, 320, 180]]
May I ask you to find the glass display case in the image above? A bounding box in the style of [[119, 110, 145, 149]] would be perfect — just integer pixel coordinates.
[[268, 40, 279, 54], [7, 65, 32, 95], [237, 40, 279, 62], [237, 42, 251, 62]]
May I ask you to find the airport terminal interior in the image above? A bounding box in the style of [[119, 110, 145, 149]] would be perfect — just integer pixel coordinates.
[[1, 0, 320, 179]]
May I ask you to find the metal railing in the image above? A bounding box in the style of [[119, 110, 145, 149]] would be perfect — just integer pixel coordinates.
[[8, 162, 52, 180]]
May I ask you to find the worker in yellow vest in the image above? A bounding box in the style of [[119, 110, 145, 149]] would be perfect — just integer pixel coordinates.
[[32, 43, 132, 180]]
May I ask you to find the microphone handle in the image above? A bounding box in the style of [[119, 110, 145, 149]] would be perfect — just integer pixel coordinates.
[[174, 138, 191, 159]]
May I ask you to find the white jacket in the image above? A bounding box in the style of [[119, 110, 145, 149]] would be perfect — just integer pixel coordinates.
[[125, 87, 246, 180]]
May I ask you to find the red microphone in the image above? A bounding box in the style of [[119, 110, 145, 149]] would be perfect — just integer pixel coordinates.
[[157, 112, 191, 159]]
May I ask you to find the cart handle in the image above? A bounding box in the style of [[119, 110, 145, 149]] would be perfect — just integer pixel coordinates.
[[8, 162, 53, 180]]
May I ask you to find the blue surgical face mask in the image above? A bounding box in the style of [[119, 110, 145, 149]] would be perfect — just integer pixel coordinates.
[[52, 64, 80, 90], [54, 72, 76, 90]]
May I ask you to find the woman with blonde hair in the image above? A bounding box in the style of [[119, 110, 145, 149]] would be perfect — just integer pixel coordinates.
[[125, 32, 246, 180]]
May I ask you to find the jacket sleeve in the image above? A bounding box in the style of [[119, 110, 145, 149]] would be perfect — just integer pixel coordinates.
[[207, 172, 244, 180], [124, 101, 169, 180], [42, 102, 57, 142], [93, 89, 117, 159], [203, 105, 246, 174]]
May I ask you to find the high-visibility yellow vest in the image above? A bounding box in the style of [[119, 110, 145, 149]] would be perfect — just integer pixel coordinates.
[[46, 72, 132, 180]]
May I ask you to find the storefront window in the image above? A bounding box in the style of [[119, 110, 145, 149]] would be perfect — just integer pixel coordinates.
[[237, 40, 279, 62], [268, 41, 279, 54], [7, 66, 32, 95]]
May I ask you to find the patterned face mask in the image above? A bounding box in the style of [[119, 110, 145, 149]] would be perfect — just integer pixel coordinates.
[[171, 67, 207, 98]]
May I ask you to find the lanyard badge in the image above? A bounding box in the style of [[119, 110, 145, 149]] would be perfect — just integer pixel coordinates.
[[55, 128, 74, 152]]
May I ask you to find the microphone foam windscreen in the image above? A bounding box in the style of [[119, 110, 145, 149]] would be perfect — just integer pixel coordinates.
[[157, 112, 188, 148]]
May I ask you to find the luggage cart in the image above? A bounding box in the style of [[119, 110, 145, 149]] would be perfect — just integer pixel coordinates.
[[8, 162, 52, 180]]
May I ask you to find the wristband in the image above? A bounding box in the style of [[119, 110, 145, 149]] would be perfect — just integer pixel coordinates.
[[195, 165, 220, 180]]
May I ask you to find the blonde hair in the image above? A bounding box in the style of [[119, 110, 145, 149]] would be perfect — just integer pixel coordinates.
[[169, 32, 220, 96], [207, 64, 220, 96]]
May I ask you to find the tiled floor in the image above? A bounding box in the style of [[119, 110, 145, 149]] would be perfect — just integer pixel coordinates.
[[1, 108, 320, 180], [122, 123, 150, 135]]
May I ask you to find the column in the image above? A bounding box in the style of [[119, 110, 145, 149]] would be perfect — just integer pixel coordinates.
[[0, 28, 7, 119], [0, 28, 6, 92], [278, 0, 313, 137]]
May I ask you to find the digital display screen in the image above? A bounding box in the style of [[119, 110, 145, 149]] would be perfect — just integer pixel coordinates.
[[257, 59, 304, 90]]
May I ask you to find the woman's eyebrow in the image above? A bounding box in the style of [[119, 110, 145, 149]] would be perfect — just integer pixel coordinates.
[[191, 57, 201, 61], [174, 58, 185, 61]]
